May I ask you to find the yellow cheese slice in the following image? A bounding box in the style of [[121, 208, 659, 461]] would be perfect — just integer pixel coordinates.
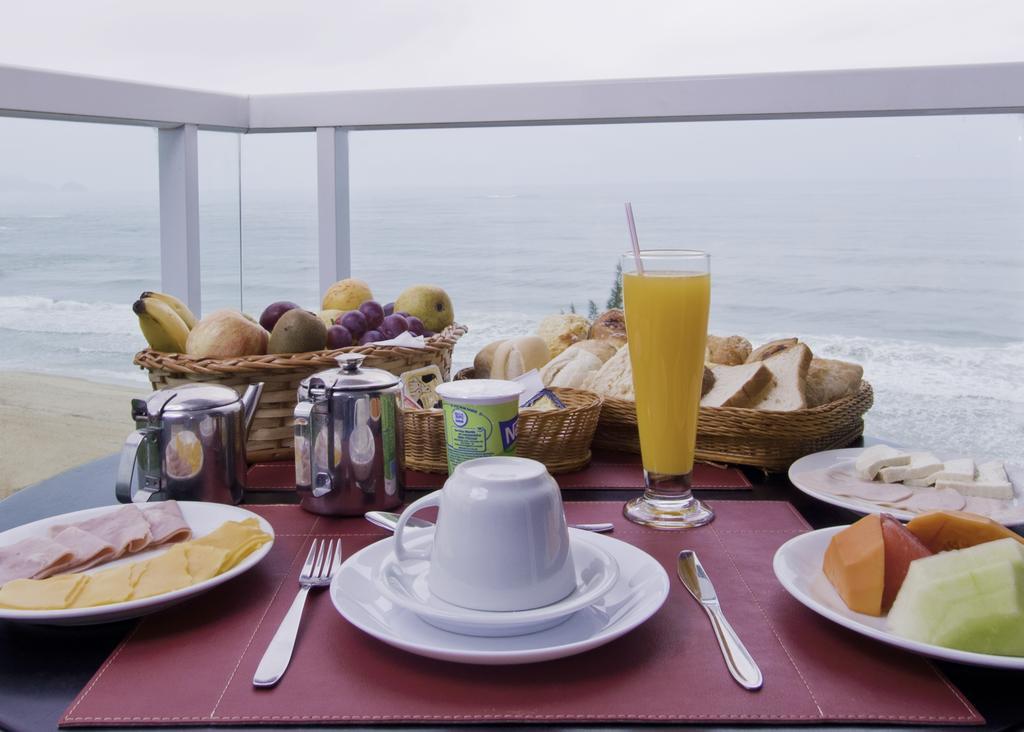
[[185, 543, 230, 583], [0, 574, 88, 610], [131, 544, 192, 600], [191, 519, 271, 572], [69, 563, 136, 608]]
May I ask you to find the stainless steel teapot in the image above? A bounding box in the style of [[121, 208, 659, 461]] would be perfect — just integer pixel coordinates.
[[294, 354, 403, 515], [116, 382, 264, 504]]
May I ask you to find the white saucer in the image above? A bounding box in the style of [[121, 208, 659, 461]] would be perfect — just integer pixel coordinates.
[[330, 530, 669, 665], [375, 529, 620, 636]]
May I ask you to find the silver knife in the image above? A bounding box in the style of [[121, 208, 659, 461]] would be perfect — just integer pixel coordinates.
[[364, 511, 614, 534], [677, 550, 763, 691]]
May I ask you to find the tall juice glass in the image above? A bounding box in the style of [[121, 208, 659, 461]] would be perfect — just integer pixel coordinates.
[[621, 250, 713, 528]]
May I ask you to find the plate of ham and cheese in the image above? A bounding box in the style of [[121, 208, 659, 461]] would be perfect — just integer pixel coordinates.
[[789, 446, 1024, 527], [0, 501, 273, 625]]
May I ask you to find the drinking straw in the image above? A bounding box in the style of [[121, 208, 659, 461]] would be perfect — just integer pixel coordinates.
[[625, 202, 645, 274]]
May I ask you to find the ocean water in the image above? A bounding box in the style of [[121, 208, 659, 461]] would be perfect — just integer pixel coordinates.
[[0, 180, 1021, 463]]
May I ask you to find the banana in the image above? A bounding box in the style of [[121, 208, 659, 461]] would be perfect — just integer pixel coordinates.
[[140, 290, 197, 330], [133, 297, 190, 352]]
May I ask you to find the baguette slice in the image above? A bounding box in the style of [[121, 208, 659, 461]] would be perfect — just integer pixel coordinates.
[[750, 343, 813, 411], [700, 362, 772, 408], [745, 337, 799, 363]]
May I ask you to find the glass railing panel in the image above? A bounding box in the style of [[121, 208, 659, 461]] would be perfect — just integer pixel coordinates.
[[349, 115, 1024, 462], [199, 130, 243, 313]]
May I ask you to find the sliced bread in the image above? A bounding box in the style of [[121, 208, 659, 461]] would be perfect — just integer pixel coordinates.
[[745, 337, 799, 363], [750, 343, 812, 411], [700, 362, 773, 408]]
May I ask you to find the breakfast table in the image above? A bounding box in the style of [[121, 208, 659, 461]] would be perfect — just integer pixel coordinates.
[[1, 450, 1021, 732]]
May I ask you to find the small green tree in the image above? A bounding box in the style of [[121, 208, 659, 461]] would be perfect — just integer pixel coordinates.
[[568, 302, 576, 314], [606, 261, 623, 310], [587, 300, 599, 320]]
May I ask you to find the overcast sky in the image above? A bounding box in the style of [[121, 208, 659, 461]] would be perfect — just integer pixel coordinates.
[[0, 2, 1023, 192]]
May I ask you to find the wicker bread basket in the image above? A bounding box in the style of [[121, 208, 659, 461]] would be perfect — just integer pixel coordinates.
[[402, 387, 602, 474], [593, 381, 874, 472], [134, 324, 466, 462]]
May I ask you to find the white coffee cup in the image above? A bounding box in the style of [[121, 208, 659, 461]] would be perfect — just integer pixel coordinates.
[[391, 456, 577, 612]]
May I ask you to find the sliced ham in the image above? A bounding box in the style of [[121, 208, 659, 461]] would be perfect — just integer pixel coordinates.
[[50, 526, 117, 573], [899, 487, 966, 513], [51, 505, 153, 559], [141, 501, 192, 545], [0, 536, 75, 586]]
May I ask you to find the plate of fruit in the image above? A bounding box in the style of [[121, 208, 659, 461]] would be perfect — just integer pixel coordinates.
[[773, 510, 1024, 670]]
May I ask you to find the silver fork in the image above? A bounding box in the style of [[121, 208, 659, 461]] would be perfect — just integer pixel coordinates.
[[253, 538, 341, 688]]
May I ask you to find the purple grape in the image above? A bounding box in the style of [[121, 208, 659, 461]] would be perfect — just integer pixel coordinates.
[[380, 314, 408, 339], [339, 310, 367, 339], [422, 330, 435, 337], [259, 301, 299, 332], [326, 325, 353, 349], [405, 315, 425, 336], [383, 302, 395, 317], [358, 300, 385, 329], [359, 329, 383, 345]]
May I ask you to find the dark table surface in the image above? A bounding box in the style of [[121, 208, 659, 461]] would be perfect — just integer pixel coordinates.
[[0, 454, 1020, 732]]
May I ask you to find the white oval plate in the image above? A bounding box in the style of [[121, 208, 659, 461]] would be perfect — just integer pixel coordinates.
[[0, 501, 274, 625], [789, 448, 1024, 527], [375, 529, 620, 636], [773, 525, 1024, 670], [331, 530, 668, 665]]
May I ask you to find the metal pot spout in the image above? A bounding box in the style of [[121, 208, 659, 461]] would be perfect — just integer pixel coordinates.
[[240, 382, 265, 435]]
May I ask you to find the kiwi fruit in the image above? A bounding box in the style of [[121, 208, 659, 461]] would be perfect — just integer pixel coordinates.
[[268, 309, 327, 354]]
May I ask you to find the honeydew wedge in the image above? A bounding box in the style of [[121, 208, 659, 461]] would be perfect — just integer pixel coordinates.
[[888, 538, 1024, 657]]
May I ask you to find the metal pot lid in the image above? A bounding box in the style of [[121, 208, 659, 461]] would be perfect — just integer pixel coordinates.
[[299, 353, 399, 394], [145, 383, 240, 414]]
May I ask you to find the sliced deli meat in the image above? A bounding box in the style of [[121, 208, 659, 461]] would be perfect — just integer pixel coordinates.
[[0, 537, 76, 586], [140, 501, 192, 545], [55, 505, 153, 559], [900, 488, 966, 513], [50, 526, 117, 573]]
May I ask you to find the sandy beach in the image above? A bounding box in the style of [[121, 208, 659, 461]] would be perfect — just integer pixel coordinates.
[[0, 371, 145, 499]]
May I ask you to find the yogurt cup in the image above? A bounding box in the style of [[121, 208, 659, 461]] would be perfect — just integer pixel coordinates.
[[435, 380, 524, 473]]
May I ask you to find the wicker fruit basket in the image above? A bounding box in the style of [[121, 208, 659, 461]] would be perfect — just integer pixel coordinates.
[[134, 324, 466, 462], [593, 381, 874, 472], [402, 387, 602, 474]]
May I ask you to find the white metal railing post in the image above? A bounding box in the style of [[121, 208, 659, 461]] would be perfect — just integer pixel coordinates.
[[316, 126, 351, 293], [158, 124, 202, 314]]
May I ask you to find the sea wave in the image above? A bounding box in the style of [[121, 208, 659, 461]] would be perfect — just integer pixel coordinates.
[[0, 295, 138, 335]]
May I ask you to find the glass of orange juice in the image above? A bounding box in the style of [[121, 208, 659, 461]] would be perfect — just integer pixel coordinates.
[[621, 250, 713, 528]]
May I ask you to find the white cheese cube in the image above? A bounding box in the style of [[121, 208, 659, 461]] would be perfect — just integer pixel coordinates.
[[902, 452, 943, 481], [931, 458, 975, 483], [936, 478, 1014, 500], [877, 466, 908, 483], [854, 445, 911, 481], [978, 460, 1008, 483]]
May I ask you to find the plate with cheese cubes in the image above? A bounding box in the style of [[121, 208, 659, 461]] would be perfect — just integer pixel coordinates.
[[789, 446, 1024, 527]]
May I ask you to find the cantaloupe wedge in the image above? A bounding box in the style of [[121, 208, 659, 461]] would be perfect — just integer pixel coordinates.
[[906, 511, 1024, 553], [823, 514, 885, 616]]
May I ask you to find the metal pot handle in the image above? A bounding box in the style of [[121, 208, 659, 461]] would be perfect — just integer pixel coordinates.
[[294, 400, 315, 489], [116, 429, 158, 503]]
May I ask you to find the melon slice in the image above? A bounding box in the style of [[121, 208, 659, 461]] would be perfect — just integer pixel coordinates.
[[888, 538, 1024, 656], [905, 510, 1024, 553], [823, 514, 885, 616], [880, 514, 933, 611]]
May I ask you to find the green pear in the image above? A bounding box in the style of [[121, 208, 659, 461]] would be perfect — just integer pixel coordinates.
[[395, 285, 454, 333]]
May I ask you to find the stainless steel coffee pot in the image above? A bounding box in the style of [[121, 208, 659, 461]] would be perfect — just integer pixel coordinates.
[[294, 354, 403, 515], [116, 382, 264, 504]]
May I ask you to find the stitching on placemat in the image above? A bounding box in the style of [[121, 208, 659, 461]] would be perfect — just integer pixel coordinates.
[[63, 621, 142, 720], [924, 659, 982, 719], [208, 514, 320, 719], [709, 523, 826, 719]]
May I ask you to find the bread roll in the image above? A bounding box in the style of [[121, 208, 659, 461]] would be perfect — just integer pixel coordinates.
[[491, 336, 550, 380], [701, 366, 715, 397], [750, 343, 812, 411], [539, 341, 613, 388], [536, 313, 590, 358], [705, 335, 752, 365], [745, 337, 799, 363], [589, 309, 627, 348], [582, 345, 634, 400], [700, 362, 773, 408], [806, 358, 863, 407], [473, 339, 504, 378]]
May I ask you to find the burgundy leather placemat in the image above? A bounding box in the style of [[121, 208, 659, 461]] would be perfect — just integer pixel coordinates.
[[248, 450, 751, 492], [61, 501, 980, 727]]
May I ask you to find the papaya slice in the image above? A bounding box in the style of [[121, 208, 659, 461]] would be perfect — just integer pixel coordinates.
[[823, 514, 885, 616], [906, 510, 1024, 554], [880, 514, 933, 611]]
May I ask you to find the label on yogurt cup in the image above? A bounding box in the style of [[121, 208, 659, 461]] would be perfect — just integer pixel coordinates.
[[441, 400, 518, 472]]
